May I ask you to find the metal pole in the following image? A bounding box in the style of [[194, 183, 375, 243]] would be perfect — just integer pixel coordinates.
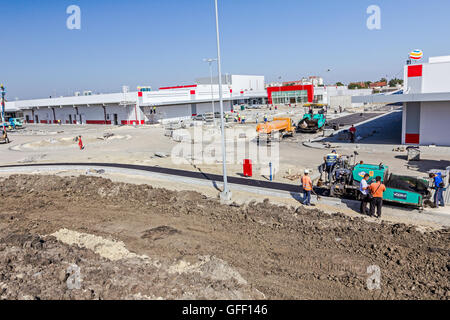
[[1, 84, 6, 132], [209, 61, 216, 126], [204, 58, 218, 126], [214, 0, 231, 201]]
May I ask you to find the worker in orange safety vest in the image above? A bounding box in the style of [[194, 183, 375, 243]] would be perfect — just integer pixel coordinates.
[[301, 169, 313, 206]]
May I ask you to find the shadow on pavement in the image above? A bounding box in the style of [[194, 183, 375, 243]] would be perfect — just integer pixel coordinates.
[[395, 156, 450, 174], [323, 110, 402, 145]]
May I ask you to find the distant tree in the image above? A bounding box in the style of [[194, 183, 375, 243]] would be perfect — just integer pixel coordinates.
[[389, 78, 404, 87], [364, 81, 372, 88], [379, 78, 387, 83], [335, 82, 345, 86], [348, 83, 363, 90]]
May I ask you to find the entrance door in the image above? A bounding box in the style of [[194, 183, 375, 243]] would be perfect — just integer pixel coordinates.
[[35, 115, 39, 124], [69, 115, 72, 124], [113, 114, 118, 125], [26, 115, 30, 123]]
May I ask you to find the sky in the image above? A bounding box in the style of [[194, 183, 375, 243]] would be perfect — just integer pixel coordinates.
[[1, 0, 450, 100]]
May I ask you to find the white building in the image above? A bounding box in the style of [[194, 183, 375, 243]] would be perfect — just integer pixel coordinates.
[[314, 86, 373, 107], [353, 55, 450, 146], [6, 75, 266, 125]]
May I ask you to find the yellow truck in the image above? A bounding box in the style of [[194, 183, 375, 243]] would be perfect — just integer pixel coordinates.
[[256, 117, 296, 143]]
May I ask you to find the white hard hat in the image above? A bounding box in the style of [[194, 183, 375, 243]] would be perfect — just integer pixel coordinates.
[[304, 169, 310, 174]]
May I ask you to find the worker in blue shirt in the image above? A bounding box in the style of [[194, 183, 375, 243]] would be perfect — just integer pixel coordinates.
[[323, 150, 340, 183], [429, 172, 445, 207]]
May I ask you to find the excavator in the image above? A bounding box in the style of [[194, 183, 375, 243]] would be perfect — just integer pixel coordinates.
[[256, 117, 296, 143]]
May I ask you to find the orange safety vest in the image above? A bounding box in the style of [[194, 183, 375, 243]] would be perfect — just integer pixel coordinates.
[[302, 175, 312, 191]]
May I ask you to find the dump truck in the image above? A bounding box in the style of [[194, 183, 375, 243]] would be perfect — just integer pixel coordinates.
[[256, 117, 296, 143]]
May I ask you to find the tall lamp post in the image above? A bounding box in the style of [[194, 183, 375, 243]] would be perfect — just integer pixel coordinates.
[[1, 84, 6, 132], [214, 0, 231, 201], [203, 58, 218, 126]]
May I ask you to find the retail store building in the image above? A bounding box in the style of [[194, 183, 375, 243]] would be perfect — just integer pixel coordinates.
[[353, 55, 450, 146]]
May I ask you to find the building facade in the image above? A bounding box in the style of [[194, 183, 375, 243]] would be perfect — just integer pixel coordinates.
[[6, 75, 266, 125], [353, 55, 450, 146]]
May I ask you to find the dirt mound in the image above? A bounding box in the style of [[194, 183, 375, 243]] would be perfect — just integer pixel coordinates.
[[0, 174, 449, 300], [142, 226, 181, 241]]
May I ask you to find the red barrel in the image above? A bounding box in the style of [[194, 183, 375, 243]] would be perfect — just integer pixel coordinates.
[[243, 159, 253, 177]]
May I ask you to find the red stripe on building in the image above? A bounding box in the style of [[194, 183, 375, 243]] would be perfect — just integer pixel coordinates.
[[159, 85, 197, 90], [190, 90, 196, 95], [405, 134, 420, 144], [266, 85, 314, 104], [86, 120, 112, 125], [121, 120, 145, 125], [408, 65, 423, 78]]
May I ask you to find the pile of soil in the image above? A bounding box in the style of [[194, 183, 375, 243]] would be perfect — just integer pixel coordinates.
[[0, 174, 448, 300]]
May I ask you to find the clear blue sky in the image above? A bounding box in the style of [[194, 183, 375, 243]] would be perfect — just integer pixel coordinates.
[[1, 0, 450, 99]]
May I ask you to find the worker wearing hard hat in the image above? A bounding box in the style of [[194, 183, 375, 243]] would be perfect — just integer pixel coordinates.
[[241, 115, 246, 124], [301, 169, 313, 206], [264, 115, 268, 123]]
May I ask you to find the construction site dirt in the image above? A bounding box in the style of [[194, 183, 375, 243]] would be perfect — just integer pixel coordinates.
[[0, 174, 448, 300]]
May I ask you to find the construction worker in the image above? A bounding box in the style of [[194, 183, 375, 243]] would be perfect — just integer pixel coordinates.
[[359, 173, 371, 215], [323, 150, 340, 183], [153, 106, 156, 114], [349, 125, 357, 143], [301, 169, 313, 206], [78, 135, 84, 150], [241, 115, 246, 124], [429, 172, 445, 207], [234, 115, 239, 123], [264, 114, 268, 123], [225, 113, 229, 123], [369, 176, 386, 218]]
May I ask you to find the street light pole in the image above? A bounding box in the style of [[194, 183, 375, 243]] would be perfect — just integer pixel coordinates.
[[214, 0, 231, 201], [203, 58, 218, 126], [1, 84, 6, 132]]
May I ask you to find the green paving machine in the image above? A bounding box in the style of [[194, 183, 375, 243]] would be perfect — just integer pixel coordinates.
[[321, 155, 431, 209], [297, 110, 327, 133]]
